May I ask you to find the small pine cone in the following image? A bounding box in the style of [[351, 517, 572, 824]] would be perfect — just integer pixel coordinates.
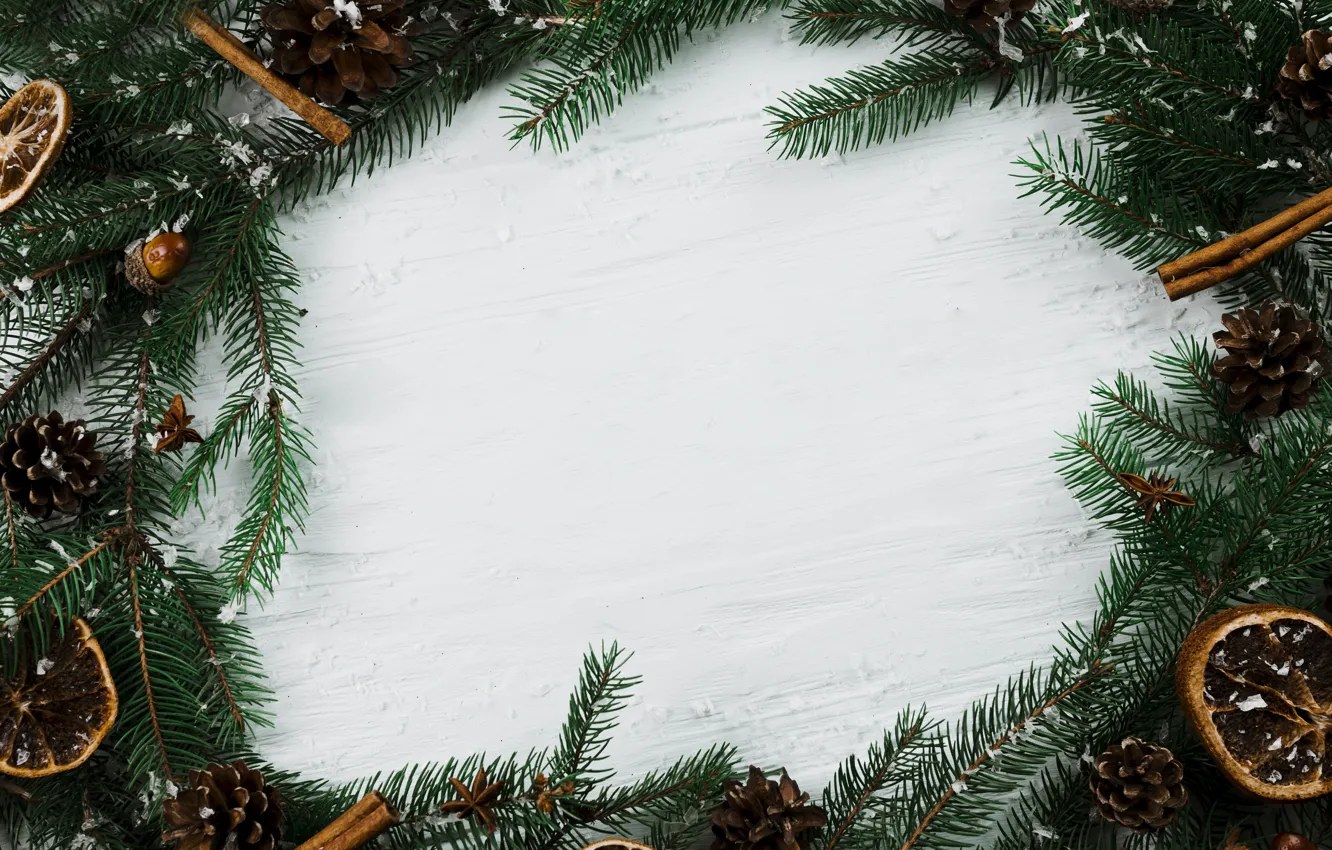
[[1212, 303, 1328, 418], [944, 0, 1036, 31], [1278, 30, 1332, 120], [260, 0, 416, 106], [710, 766, 827, 850], [162, 761, 285, 850], [1089, 738, 1187, 833], [0, 412, 104, 519]]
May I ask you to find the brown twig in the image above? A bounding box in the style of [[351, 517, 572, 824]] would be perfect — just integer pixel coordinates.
[[0, 306, 94, 413], [123, 349, 151, 530], [824, 723, 924, 850], [234, 274, 286, 591], [14, 530, 125, 620], [4, 491, 16, 576], [156, 561, 246, 734], [128, 549, 175, 782], [180, 7, 350, 145], [898, 666, 1106, 850]]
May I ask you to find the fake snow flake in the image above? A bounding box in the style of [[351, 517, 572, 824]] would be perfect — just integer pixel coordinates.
[[995, 14, 1024, 62], [35, 657, 52, 676], [1063, 12, 1089, 34], [40, 447, 68, 481], [487, 0, 508, 12], [13, 276, 33, 293], [1243, 23, 1257, 42], [142, 309, 158, 326], [229, 112, 251, 128], [1248, 576, 1269, 592], [1258, 159, 1279, 170], [950, 778, 967, 793], [165, 120, 193, 136], [218, 598, 242, 624], [1032, 824, 1058, 841], [1288, 159, 1303, 169], [334, 0, 363, 26], [248, 163, 274, 189], [1236, 693, 1267, 711], [172, 212, 190, 232]]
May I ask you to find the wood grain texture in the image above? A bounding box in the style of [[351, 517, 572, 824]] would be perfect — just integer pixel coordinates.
[[180, 15, 1225, 788]]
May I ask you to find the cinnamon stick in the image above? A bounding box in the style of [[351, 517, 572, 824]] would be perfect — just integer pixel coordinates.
[[1159, 201, 1332, 300], [180, 7, 351, 146], [1157, 185, 1332, 300], [295, 791, 401, 850]]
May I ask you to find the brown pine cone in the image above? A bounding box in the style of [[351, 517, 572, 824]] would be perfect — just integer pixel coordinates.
[[1089, 737, 1188, 833], [710, 766, 826, 850], [944, 0, 1036, 31], [1278, 31, 1332, 120], [0, 411, 104, 518], [162, 761, 284, 850], [1212, 303, 1328, 418], [260, 0, 415, 106]]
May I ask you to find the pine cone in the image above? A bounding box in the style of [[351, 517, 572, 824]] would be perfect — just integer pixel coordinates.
[[1278, 30, 1332, 120], [0, 412, 104, 518], [1089, 738, 1187, 833], [710, 766, 826, 850], [162, 761, 285, 850], [944, 0, 1036, 31], [260, 0, 415, 106], [1212, 303, 1328, 418]]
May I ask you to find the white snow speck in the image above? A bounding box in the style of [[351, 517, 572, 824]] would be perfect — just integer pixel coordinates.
[[218, 599, 242, 624], [1236, 694, 1267, 711]]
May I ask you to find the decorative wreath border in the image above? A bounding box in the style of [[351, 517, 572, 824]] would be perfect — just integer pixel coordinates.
[[3, 0, 1332, 849]]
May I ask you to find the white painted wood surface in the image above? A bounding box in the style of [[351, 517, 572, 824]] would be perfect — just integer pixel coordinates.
[[185, 13, 1226, 790]]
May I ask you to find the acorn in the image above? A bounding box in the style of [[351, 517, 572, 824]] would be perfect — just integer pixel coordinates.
[[1271, 835, 1318, 850], [125, 232, 191, 294]]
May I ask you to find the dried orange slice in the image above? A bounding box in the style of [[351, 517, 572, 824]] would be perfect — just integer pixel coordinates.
[[0, 80, 71, 216], [0, 617, 118, 777], [1177, 604, 1332, 800], [580, 841, 655, 850]]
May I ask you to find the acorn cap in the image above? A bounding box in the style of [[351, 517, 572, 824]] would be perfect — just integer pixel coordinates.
[[124, 238, 172, 295]]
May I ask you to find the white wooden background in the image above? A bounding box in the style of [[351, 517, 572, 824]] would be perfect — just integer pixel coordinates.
[[183, 12, 1226, 792]]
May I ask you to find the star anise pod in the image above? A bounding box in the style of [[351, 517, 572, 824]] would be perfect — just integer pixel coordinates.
[[154, 394, 203, 454], [533, 772, 575, 814], [1117, 472, 1195, 522], [439, 767, 504, 833]]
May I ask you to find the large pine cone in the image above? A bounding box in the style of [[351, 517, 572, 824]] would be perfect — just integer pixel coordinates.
[[162, 761, 285, 850], [260, 0, 415, 106], [0, 412, 104, 518], [1212, 303, 1327, 418], [710, 766, 826, 850], [1089, 738, 1187, 833], [944, 0, 1036, 31], [1278, 31, 1332, 120]]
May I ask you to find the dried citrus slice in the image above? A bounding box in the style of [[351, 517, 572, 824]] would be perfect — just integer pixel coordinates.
[[0, 79, 72, 216], [0, 617, 118, 777], [580, 841, 655, 850], [1177, 604, 1332, 800]]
